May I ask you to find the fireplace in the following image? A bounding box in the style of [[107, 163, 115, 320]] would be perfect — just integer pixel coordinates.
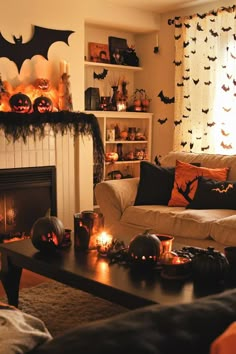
[[0, 166, 57, 241]]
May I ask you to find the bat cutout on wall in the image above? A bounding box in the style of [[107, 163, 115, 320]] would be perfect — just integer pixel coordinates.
[[93, 69, 108, 80], [157, 117, 168, 124], [181, 141, 187, 147], [174, 119, 182, 126], [0, 25, 74, 73], [223, 107, 231, 112], [202, 108, 209, 114], [173, 60, 182, 66], [158, 90, 175, 104]]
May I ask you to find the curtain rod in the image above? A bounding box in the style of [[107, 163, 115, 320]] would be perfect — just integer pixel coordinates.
[[168, 4, 236, 25]]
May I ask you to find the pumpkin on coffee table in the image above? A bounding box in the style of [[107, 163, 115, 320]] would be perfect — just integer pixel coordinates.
[[31, 216, 65, 252], [128, 230, 162, 267]]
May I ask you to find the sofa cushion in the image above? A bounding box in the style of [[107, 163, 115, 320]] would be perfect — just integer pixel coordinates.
[[134, 161, 175, 206], [187, 177, 236, 210], [210, 215, 236, 245], [121, 205, 236, 240], [168, 160, 229, 207]]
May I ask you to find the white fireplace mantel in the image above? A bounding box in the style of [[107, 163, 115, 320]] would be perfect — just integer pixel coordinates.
[[0, 124, 94, 230]]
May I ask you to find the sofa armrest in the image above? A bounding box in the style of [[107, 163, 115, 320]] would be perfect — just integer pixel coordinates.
[[95, 177, 139, 227]]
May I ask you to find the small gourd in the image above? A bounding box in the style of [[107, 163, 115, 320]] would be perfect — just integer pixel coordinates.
[[31, 216, 65, 252], [191, 247, 229, 284], [128, 230, 162, 266]]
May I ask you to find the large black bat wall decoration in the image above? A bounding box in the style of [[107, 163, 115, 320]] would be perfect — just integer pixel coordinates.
[[0, 25, 74, 73]]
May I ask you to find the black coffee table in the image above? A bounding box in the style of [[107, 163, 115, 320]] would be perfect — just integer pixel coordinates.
[[0, 238, 228, 308]]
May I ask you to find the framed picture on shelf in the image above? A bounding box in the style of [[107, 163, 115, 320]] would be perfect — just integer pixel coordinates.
[[108, 36, 128, 65], [88, 42, 110, 63]]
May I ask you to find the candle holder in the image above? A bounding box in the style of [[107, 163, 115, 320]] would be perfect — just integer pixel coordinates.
[[96, 231, 113, 256], [160, 253, 192, 279]]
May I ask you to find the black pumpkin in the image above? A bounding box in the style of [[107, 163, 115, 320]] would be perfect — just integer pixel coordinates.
[[31, 216, 65, 252], [128, 230, 162, 266], [33, 96, 53, 113], [9, 92, 32, 113], [192, 247, 229, 284]]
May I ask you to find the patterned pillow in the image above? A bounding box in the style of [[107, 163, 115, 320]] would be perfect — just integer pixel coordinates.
[[187, 177, 236, 209], [168, 160, 229, 207], [134, 161, 175, 205]]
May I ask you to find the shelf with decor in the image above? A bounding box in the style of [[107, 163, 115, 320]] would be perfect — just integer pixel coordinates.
[[84, 60, 143, 71], [88, 111, 153, 181]]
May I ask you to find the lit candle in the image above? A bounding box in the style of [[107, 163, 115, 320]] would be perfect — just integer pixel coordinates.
[[60, 60, 69, 76], [96, 231, 113, 256]]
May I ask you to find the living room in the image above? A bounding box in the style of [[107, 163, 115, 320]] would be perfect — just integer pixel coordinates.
[[0, 0, 234, 232], [1, 1, 236, 353]]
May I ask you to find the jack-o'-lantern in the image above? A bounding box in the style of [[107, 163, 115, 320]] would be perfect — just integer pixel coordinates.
[[33, 96, 53, 113], [9, 92, 32, 113], [192, 247, 229, 285], [30, 216, 65, 252], [128, 230, 162, 267], [105, 152, 119, 162]]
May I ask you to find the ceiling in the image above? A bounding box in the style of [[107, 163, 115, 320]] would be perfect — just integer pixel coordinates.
[[109, 0, 217, 13]]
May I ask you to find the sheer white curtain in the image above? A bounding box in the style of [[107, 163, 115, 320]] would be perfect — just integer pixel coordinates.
[[173, 6, 236, 154]]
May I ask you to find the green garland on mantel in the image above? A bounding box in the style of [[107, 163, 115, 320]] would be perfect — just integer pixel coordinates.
[[0, 110, 104, 182]]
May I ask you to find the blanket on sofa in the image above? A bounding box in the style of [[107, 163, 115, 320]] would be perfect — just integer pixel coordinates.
[[31, 288, 236, 354]]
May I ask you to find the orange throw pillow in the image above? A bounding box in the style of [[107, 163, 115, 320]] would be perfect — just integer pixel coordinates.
[[168, 160, 229, 207]]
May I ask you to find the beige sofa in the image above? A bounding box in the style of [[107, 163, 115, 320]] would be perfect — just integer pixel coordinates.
[[95, 151, 236, 251]]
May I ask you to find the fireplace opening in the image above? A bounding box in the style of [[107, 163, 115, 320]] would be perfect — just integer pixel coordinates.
[[0, 166, 57, 241]]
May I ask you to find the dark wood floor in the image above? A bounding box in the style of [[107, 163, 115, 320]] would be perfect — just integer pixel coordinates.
[[0, 269, 48, 297]]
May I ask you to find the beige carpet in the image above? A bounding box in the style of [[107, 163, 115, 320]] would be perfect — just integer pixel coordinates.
[[0, 281, 129, 337]]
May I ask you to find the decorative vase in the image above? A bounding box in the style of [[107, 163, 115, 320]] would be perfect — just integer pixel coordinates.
[[111, 86, 119, 111]]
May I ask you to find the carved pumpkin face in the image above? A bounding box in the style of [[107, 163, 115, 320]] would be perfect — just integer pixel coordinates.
[[128, 230, 162, 267], [9, 92, 32, 113], [30, 216, 65, 252], [33, 96, 53, 113]]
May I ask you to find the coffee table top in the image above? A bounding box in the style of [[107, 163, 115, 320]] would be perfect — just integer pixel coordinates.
[[0, 239, 227, 309]]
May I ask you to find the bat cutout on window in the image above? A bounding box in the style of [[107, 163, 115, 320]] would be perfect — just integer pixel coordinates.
[[0, 25, 74, 73]]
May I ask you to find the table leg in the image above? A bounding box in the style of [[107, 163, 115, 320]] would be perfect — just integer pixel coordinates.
[[0, 254, 22, 307]]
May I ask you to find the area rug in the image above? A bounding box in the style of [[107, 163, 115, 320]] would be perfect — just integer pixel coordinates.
[[0, 281, 129, 337]]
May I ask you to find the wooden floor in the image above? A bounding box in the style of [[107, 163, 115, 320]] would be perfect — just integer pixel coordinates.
[[0, 269, 48, 297]]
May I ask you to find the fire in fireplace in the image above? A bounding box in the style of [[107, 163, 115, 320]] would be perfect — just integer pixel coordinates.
[[0, 166, 57, 241]]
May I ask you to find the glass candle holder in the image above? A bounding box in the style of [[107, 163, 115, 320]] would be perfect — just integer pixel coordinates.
[[96, 231, 113, 256]]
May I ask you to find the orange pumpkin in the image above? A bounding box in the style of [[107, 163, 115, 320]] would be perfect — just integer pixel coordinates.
[[105, 152, 119, 162]]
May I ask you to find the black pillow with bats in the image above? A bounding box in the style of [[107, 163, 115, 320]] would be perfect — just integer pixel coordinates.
[[187, 177, 236, 210]]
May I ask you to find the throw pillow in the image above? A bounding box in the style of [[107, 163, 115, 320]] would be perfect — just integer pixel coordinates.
[[187, 177, 236, 209], [134, 161, 175, 205], [168, 160, 229, 207], [0, 303, 52, 354]]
